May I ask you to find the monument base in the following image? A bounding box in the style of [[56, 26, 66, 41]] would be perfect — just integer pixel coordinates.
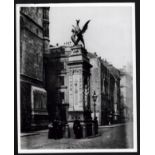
[[67, 121, 98, 138], [68, 111, 85, 122]]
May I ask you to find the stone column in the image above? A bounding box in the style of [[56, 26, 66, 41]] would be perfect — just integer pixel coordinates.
[[67, 45, 92, 122]]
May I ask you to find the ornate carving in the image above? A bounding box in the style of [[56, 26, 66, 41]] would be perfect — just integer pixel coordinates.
[[69, 68, 82, 75]]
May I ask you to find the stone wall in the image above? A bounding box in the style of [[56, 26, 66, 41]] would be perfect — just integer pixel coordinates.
[[20, 7, 49, 132], [21, 7, 43, 27], [20, 28, 43, 81]]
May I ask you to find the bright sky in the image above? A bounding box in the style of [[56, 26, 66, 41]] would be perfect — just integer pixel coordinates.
[[49, 4, 135, 69]]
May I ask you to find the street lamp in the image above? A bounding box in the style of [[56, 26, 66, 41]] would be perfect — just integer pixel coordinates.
[[92, 91, 97, 119]]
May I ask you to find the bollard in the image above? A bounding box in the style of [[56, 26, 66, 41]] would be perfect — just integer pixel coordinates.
[[69, 122, 74, 138], [64, 124, 70, 138], [92, 122, 95, 136], [82, 123, 86, 138]]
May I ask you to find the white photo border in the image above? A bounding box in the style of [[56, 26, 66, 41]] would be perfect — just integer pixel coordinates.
[[16, 3, 137, 153]]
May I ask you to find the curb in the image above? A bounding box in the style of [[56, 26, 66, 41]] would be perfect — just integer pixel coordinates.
[[21, 133, 39, 137], [87, 133, 102, 139], [21, 129, 48, 137], [99, 123, 127, 128]]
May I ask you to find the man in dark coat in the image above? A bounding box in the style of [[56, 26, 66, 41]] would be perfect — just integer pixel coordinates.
[[73, 119, 82, 138], [53, 119, 59, 139], [57, 120, 63, 139]]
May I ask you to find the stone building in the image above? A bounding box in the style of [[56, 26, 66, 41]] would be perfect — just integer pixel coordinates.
[[88, 52, 121, 125], [120, 65, 133, 121], [104, 62, 121, 124], [44, 45, 71, 122], [20, 7, 50, 132]]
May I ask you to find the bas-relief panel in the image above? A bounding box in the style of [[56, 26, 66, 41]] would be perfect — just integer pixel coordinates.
[[69, 69, 83, 111]]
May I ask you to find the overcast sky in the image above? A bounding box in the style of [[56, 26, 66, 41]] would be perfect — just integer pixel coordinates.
[[49, 4, 135, 69]]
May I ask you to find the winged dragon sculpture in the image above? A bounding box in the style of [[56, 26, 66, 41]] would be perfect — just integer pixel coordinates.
[[71, 19, 90, 48]]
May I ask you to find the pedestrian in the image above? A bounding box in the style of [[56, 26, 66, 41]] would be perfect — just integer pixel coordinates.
[[48, 122, 53, 139], [53, 119, 59, 139], [57, 120, 63, 139], [73, 119, 82, 138]]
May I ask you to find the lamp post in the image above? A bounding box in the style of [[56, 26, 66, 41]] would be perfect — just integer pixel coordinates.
[[92, 91, 97, 119]]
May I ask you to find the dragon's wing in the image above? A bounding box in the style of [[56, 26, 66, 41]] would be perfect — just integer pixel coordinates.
[[81, 20, 90, 34]]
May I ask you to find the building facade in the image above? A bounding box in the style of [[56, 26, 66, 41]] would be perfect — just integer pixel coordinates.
[[20, 7, 50, 132], [88, 53, 121, 125], [44, 46, 70, 122], [120, 66, 133, 121]]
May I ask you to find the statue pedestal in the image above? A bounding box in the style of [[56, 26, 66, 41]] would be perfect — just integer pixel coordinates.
[[67, 45, 92, 122]]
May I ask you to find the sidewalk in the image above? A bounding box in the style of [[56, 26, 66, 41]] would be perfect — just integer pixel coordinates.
[[99, 122, 127, 128], [20, 123, 131, 149], [21, 129, 48, 137], [21, 122, 128, 137]]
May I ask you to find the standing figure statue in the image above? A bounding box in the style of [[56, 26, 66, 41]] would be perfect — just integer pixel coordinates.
[[71, 19, 90, 48]]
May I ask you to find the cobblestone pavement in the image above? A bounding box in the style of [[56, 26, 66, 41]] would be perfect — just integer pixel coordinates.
[[21, 122, 133, 149]]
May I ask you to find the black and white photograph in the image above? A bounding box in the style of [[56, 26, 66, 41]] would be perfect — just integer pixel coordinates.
[[15, 2, 138, 154]]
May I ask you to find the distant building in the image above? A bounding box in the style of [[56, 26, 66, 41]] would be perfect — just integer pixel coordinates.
[[20, 7, 50, 131], [88, 52, 121, 125], [120, 66, 133, 121]]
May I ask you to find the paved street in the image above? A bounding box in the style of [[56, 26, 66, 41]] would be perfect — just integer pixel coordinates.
[[21, 122, 133, 149]]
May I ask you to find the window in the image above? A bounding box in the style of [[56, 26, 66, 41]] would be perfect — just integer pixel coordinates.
[[59, 76, 64, 86], [60, 92, 64, 100], [60, 92, 65, 104], [32, 87, 47, 111], [60, 62, 64, 70]]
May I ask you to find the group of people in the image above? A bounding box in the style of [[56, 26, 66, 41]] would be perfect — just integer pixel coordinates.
[[48, 119, 63, 139], [48, 117, 98, 139], [73, 119, 83, 138]]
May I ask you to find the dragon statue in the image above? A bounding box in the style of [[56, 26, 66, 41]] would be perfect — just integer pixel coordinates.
[[71, 19, 90, 48]]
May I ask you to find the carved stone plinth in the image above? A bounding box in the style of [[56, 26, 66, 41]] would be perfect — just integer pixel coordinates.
[[67, 46, 92, 122]]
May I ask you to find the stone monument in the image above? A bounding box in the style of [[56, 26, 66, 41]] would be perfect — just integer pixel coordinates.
[[67, 20, 92, 137], [68, 45, 92, 121]]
